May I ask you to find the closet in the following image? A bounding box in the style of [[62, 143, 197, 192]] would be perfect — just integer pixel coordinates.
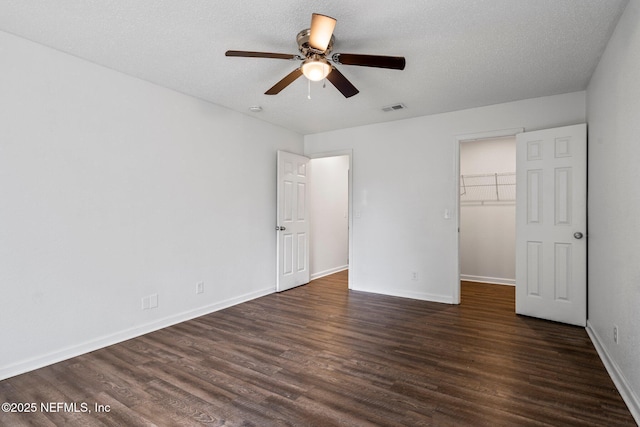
[[459, 136, 516, 285]]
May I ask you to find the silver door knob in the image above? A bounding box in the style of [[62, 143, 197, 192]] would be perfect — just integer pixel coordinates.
[[573, 232, 584, 239], [276, 226, 286, 231]]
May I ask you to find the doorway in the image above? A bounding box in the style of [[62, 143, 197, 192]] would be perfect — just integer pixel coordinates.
[[308, 151, 352, 288], [455, 128, 522, 304]]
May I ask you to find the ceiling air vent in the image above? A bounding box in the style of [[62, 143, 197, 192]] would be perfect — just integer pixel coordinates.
[[382, 103, 407, 112]]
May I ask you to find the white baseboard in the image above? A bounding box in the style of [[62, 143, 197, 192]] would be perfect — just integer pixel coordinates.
[[0, 286, 275, 381], [310, 265, 348, 280], [460, 274, 515, 286], [350, 285, 455, 304], [586, 321, 640, 425]]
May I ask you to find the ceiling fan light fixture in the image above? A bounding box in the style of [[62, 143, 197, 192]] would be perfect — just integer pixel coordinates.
[[301, 58, 331, 81]]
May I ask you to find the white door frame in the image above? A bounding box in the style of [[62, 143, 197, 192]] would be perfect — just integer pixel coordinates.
[[453, 128, 524, 304], [307, 149, 354, 290]]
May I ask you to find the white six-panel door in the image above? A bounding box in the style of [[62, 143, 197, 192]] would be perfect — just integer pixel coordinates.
[[276, 151, 310, 292], [515, 124, 587, 326]]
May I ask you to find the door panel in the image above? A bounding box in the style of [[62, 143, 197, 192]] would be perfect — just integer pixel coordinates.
[[277, 151, 310, 292], [516, 124, 587, 326]]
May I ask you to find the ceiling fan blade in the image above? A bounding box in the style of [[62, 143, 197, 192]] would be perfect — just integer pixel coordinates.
[[326, 66, 359, 98], [309, 13, 336, 52], [225, 50, 299, 60], [333, 53, 406, 70], [265, 68, 304, 95]]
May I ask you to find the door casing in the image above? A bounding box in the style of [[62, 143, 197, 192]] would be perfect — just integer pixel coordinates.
[[454, 128, 524, 304], [306, 149, 353, 290]]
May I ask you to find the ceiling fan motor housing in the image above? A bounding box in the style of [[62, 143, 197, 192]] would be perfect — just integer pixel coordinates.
[[296, 28, 335, 57]]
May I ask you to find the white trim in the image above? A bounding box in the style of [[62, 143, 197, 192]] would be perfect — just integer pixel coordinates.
[[350, 285, 455, 304], [460, 275, 515, 286], [586, 321, 640, 425], [0, 286, 275, 381], [454, 127, 524, 305], [455, 128, 525, 142], [310, 265, 349, 281]]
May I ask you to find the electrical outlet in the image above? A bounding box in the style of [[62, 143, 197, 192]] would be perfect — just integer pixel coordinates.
[[613, 325, 619, 344], [411, 272, 419, 281], [196, 282, 205, 294]]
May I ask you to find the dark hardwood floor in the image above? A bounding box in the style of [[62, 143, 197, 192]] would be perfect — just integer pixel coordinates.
[[0, 271, 635, 426]]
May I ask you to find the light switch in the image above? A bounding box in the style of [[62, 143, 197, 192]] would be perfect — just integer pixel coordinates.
[[149, 294, 158, 308]]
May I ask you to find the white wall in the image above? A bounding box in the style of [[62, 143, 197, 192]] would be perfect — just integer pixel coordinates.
[[586, 0, 640, 420], [0, 31, 303, 380], [305, 92, 585, 303], [459, 137, 516, 285], [309, 156, 349, 279]]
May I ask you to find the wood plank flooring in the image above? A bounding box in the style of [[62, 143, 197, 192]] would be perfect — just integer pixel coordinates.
[[0, 271, 635, 426]]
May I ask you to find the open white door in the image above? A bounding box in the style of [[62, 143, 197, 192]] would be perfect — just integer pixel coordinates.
[[276, 151, 310, 292], [515, 124, 587, 326]]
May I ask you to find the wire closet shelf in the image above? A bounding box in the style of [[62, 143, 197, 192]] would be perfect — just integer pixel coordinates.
[[460, 172, 515, 204]]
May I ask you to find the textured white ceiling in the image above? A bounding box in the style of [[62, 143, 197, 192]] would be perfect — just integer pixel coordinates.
[[0, 1, 629, 134]]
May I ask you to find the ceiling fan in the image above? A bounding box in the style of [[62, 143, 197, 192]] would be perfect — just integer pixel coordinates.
[[225, 13, 406, 98]]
